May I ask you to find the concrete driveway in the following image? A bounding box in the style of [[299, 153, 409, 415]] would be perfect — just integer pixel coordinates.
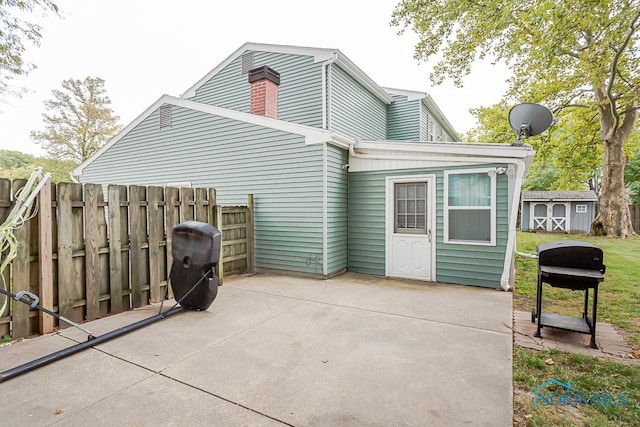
[[0, 273, 513, 426]]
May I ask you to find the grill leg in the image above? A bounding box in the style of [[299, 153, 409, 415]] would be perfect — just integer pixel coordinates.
[[534, 272, 543, 338], [590, 285, 599, 349]]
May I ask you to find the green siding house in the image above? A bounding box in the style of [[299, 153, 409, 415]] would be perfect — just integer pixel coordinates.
[[75, 42, 535, 290]]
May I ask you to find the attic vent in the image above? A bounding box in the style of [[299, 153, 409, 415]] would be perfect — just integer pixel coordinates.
[[241, 52, 254, 75], [159, 104, 172, 129]]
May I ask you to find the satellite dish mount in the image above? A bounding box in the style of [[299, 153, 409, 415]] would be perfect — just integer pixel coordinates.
[[508, 103, 554, 146]]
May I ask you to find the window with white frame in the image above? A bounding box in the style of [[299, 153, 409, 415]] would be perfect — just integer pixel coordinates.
[[444, 169, 496, 245], [576, 204, 587, 213]]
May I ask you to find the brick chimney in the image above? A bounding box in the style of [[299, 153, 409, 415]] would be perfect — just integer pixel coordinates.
[[248, 66, 280, 119]]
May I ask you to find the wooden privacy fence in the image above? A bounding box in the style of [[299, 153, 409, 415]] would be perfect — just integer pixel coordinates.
[[631, 204, 639, 234], [0, 179, 254, 339]]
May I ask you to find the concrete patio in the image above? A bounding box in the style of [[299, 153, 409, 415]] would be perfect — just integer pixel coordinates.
[[0, 272, 513, 426]]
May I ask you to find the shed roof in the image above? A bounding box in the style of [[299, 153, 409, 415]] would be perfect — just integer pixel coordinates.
[[522, 190, 598, 201]]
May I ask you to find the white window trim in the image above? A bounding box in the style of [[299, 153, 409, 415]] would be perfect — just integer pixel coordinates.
[[444, 168, 496, 246], [576, 204, 587, 213]]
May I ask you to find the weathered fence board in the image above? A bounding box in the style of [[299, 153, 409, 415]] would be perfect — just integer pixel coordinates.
[[0, 179, 12, 338], [11, 180, 30, 338], [0, 178, 253, 339], [38, 180, 54, 333], [107, 185, 125, 314]]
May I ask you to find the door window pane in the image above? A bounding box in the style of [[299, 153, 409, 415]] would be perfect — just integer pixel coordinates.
[[395, 182, 427, 233]]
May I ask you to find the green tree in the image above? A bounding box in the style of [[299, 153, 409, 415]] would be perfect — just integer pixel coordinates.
[[0, 149, 76, 182], [0, 149, 35, 169], [0, 0, 59, 98], [392, 0, 640, 236], [31, 77, 122, 162], [466, 103, 604, 191]]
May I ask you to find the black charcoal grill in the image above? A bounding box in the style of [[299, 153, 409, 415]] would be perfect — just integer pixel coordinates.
[[531, 240, 605, 348]]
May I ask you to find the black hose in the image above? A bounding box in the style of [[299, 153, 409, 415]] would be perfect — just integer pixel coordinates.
[[0, 305, 184, 383]]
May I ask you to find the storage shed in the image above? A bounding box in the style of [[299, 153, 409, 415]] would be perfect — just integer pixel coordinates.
[[521, 190, 598, 234]]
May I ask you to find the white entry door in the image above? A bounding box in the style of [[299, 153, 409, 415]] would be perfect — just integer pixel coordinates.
[[386, 176, 435, 281]]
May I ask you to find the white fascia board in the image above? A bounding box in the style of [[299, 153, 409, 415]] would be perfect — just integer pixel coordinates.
[[383, 87, 428, 102], [74, 95, 338, 176], [354, 140, 535, 162]]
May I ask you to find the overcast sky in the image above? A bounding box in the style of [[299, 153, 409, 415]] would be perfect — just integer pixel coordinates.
[[0, 0, 510, 156]]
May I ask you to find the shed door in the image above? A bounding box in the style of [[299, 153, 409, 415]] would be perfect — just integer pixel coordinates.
[[386, 177, 435, 281], [532, 203, 548, 230], [530, 202, 569, 231]]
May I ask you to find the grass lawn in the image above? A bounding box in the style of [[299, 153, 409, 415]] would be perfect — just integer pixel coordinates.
[[513, 231, 640, 426]]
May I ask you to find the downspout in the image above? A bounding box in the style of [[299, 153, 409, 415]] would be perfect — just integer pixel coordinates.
[[321, 53, 337, 276], [322, 142, 328, 276], [321, 53, 338, 129], [500, 159, 526, 291]]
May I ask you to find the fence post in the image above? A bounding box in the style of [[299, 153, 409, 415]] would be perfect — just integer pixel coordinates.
[[214, 204, 224, 285], [0, 179, 11, 338], [38, 179, 54, 333], [247, 194, 255, 273]]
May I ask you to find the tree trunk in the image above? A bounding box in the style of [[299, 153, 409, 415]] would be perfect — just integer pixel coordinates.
[[592, 134, 634, 236], [591, 99, 636, 237]]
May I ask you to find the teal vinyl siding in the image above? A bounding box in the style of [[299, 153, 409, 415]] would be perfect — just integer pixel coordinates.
[[348, 165, 510, 288], [387, 95, 420, 141], [326, 144, 349, 274], [348, 171, 387, 275], [80, 105, 325, 275], [421, 102, 454, 143], [189, 51, 324, 128], [330, 64, 387, 140], [437, 166, 509, 288], [420, 103, 430, 141]]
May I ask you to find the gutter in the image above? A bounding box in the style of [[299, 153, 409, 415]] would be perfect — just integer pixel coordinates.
[[321, 53, 338, 129]]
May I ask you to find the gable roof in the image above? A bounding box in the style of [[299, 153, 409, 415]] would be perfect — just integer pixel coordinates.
[[73, 95, 352, 176], [181, 42, 393, 104], [384, 87, 460, 140], [522, 190, 598, 201]]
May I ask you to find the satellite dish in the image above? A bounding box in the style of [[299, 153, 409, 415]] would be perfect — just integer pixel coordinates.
[[508, 103, 554, 146]]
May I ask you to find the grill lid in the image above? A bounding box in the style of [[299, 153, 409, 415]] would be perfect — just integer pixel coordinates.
[[537, 240, 604, 271]]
